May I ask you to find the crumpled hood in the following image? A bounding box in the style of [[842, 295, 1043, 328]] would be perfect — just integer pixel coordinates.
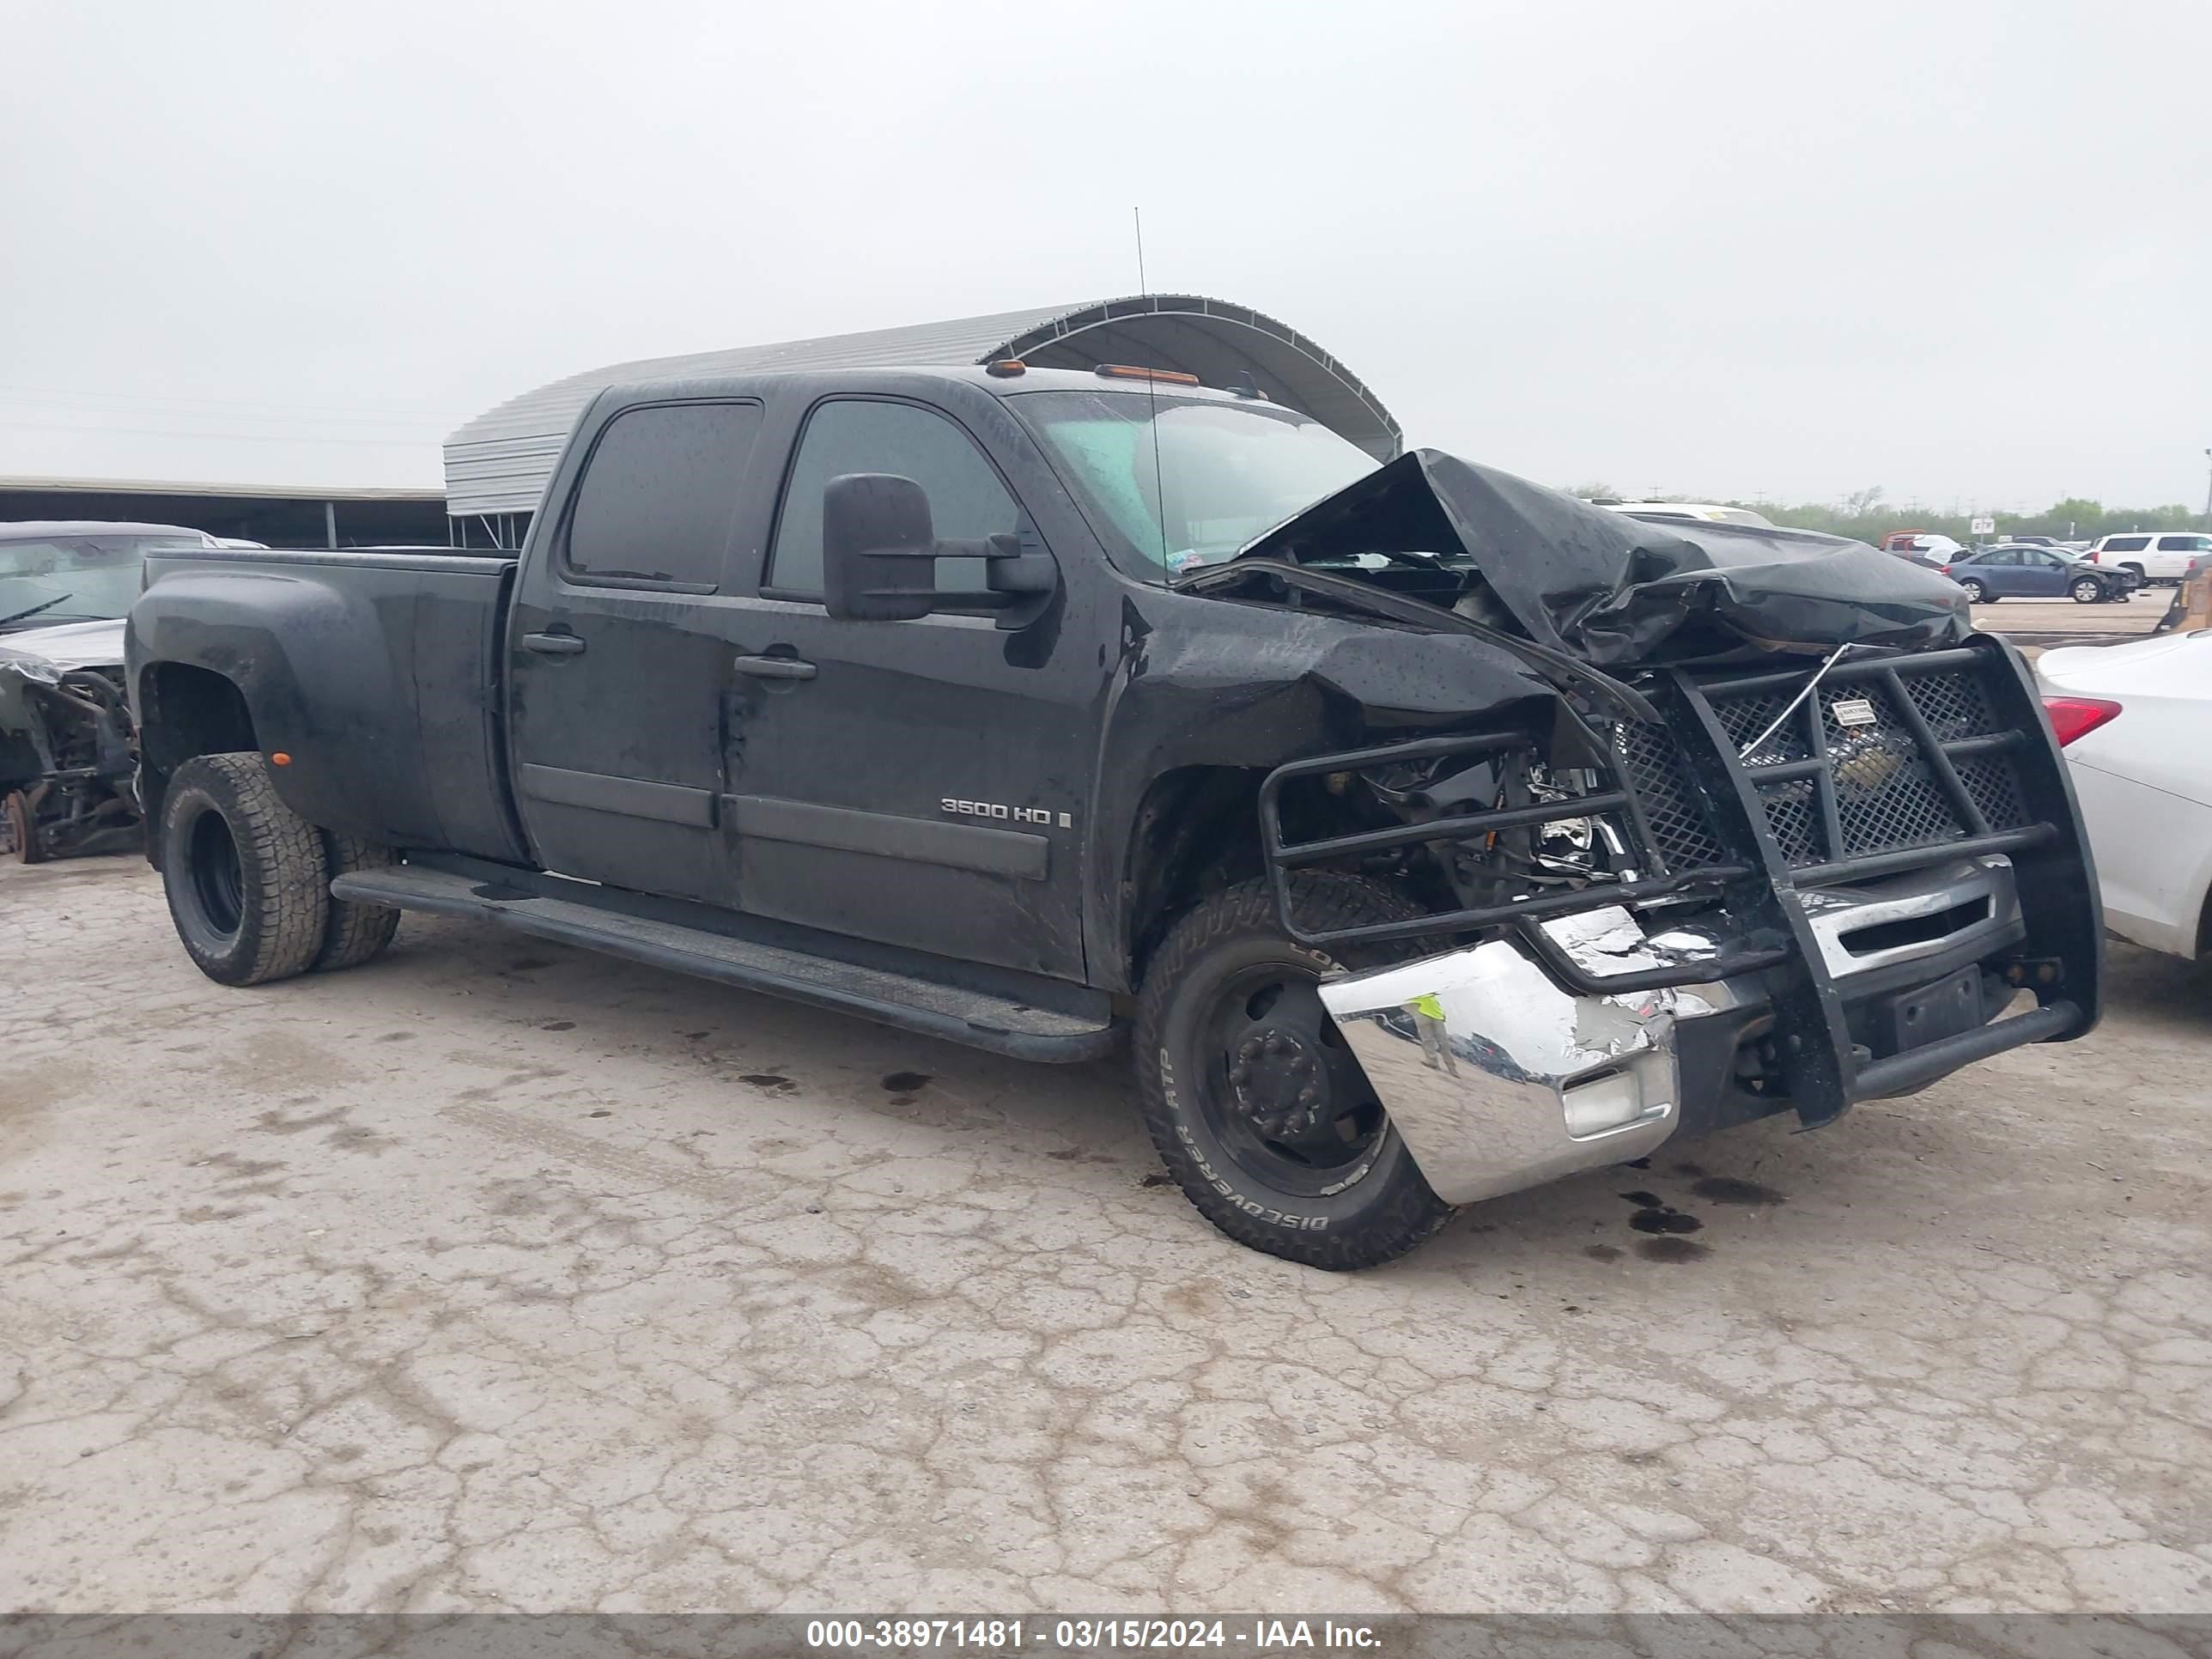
[[0, 617, 127, 677], [1237, 449, 1972, 665]]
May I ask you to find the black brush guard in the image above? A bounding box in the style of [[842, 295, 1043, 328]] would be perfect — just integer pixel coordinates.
[[1260, 635, 2100, 1127]]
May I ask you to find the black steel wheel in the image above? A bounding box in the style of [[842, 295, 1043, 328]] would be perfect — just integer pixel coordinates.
[[1133, 873, 1455, 1269]]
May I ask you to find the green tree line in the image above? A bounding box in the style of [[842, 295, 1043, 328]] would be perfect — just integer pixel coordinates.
[[1568, 484, 2205, 544]]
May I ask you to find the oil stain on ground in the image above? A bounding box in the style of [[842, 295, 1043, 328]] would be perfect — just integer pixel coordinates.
[[1637, 1237, 1711, 1263], [881, 1071, 933, 1092], [1630, 1207, 1704, 1236]]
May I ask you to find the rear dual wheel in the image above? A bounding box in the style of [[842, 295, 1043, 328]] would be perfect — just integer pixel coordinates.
[[160, 751, 398, 985]]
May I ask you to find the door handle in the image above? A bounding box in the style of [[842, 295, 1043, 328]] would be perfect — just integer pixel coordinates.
[[521, 631, 586, 655], [732, 653, 817, 680]]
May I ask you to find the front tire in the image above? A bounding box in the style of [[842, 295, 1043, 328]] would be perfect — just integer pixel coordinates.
[[2071, 577, 2102, 605], [161, 752, 330, 986], [1134, 874, 1455, 1270]]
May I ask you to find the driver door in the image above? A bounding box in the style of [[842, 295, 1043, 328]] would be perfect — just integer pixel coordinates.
[[713, 395, 1096, 981]]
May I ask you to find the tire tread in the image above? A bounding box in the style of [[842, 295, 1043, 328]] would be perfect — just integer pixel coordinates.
[[1133, 874, 1456, 1270], [313, 833, 402, 970], [163, 752, 329, 985]]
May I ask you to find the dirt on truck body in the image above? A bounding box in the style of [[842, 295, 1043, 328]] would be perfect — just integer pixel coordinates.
[[125, 363, 2102, 1268]]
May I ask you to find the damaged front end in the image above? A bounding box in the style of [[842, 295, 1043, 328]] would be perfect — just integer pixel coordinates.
[[1187, 453, 2100, 1206], [0, 631, 142, 863]]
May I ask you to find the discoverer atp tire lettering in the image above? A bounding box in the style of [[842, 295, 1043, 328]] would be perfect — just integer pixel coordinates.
[[1133, 874, 1456, 1270]]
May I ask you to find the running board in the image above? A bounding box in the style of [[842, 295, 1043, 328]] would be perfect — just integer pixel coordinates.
[[331, 865, 1118, 1063]]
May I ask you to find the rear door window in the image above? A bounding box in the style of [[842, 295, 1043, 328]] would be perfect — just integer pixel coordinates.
[[562, 401, 764, 591], [2154, 535, 2212, 552]]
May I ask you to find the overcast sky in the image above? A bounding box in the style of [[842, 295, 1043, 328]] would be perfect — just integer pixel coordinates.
[[5, 0, 2207, 512]]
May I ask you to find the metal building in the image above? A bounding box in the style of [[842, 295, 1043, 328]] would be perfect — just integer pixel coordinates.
[[0, 476, 449, 548], [441, 294, 1400, 542]]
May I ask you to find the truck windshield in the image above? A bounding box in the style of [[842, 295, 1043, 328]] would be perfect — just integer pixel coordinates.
[[0, 537, 198, 630], [1012, 390, 1378, 579]]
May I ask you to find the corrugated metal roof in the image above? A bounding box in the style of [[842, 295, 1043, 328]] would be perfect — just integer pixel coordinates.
[[443, 295, 1401, 518]]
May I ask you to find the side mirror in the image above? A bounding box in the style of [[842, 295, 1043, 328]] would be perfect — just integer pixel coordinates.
[[823, 473, 939, 621]]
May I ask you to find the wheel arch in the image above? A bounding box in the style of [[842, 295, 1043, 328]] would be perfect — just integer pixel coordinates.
[[1119, 764, 1272, 992], [136, 663, 257, 866]]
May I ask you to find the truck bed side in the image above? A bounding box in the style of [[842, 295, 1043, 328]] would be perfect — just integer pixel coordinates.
[[128, 547, 529, 865]]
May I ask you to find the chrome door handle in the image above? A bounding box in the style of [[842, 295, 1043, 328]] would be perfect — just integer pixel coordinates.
[[732, 654, 817, 680], [521, 631, 586, 655]]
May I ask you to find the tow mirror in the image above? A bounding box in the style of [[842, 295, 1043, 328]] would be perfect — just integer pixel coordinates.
[[823, 473, 938, 622], [821, 472, 1060, 627]]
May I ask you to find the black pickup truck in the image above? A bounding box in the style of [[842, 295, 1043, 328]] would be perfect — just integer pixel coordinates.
[[126, 362, 2101, 1268]]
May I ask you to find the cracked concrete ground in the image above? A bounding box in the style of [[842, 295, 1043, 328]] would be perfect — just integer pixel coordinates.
[[2, 856, 2208, 1616]]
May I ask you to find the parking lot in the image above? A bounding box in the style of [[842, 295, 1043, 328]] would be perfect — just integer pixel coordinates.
[[3, 854, 2208, 1615]]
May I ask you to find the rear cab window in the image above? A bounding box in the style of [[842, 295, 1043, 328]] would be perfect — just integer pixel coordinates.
[[562, 401, 764, 592]]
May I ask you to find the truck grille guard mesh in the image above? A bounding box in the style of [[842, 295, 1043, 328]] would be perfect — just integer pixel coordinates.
[[1260, 635, 2100, 1115]]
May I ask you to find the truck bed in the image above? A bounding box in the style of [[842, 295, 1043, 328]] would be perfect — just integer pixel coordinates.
[[130, 545, 528, 864]]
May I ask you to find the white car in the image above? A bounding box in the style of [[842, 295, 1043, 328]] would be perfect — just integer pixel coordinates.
[[2087, 531, 2212, 583], [2037, 629, 2212, 962]]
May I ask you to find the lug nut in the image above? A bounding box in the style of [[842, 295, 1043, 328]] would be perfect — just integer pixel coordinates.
[[1239, 1037, 1261, 1060]]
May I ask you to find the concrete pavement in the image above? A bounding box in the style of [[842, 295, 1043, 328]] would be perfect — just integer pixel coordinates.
[[3, 858, 2208, 1614]]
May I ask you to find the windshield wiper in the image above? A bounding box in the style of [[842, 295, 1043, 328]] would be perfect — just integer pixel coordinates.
[[0, 593, 75, 629]]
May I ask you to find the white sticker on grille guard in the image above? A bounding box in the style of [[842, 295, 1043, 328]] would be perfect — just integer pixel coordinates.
[[1832, 697, 1879, 727]]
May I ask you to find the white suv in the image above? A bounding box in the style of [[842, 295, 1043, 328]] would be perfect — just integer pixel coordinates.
[[2087, 531, 2212, 582]]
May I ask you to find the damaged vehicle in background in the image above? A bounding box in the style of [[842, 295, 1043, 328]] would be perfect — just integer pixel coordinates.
[[1, 521, 219, 860], [126, 365, 2101, 1269]]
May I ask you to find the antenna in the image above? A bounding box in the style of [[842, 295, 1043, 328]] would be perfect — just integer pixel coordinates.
[[1134, 206, 1169, 566]]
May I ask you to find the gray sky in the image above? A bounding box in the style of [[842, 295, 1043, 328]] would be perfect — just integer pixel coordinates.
[[6, 0, 2207, 512]]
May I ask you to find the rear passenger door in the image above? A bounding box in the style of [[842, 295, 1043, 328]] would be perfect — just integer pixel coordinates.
[[1972, 549, 2022, 595], [507, 398, 765, 904]]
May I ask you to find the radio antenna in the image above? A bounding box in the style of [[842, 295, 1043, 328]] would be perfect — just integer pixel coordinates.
[[1133, 206, 1170, 566]]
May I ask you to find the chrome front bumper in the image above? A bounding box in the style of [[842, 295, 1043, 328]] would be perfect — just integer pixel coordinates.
[[1318, 857, 2027, 1207]]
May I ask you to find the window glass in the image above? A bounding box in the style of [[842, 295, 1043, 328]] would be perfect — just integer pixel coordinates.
[[0, 535, 206, 627], [564, 401, 763, 587], [2023, 550, 2062, 567], [2155, 535, 2212, 552], [1013, 390, 1377, 579], [1981, 550, 2020, 565], [769, 400, 1016, 594], [2101, 536, 2150, 553]]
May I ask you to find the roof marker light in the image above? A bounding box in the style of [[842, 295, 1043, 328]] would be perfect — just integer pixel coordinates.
[[985, 360, 1026, 377], [1095, 363, 1201, 386]]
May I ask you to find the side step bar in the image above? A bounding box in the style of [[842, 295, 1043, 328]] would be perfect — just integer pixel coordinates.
[[331, 865, 1119, 1063]]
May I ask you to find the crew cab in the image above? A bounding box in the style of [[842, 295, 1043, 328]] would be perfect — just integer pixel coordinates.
[[127, 363, 2103, 1269]]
